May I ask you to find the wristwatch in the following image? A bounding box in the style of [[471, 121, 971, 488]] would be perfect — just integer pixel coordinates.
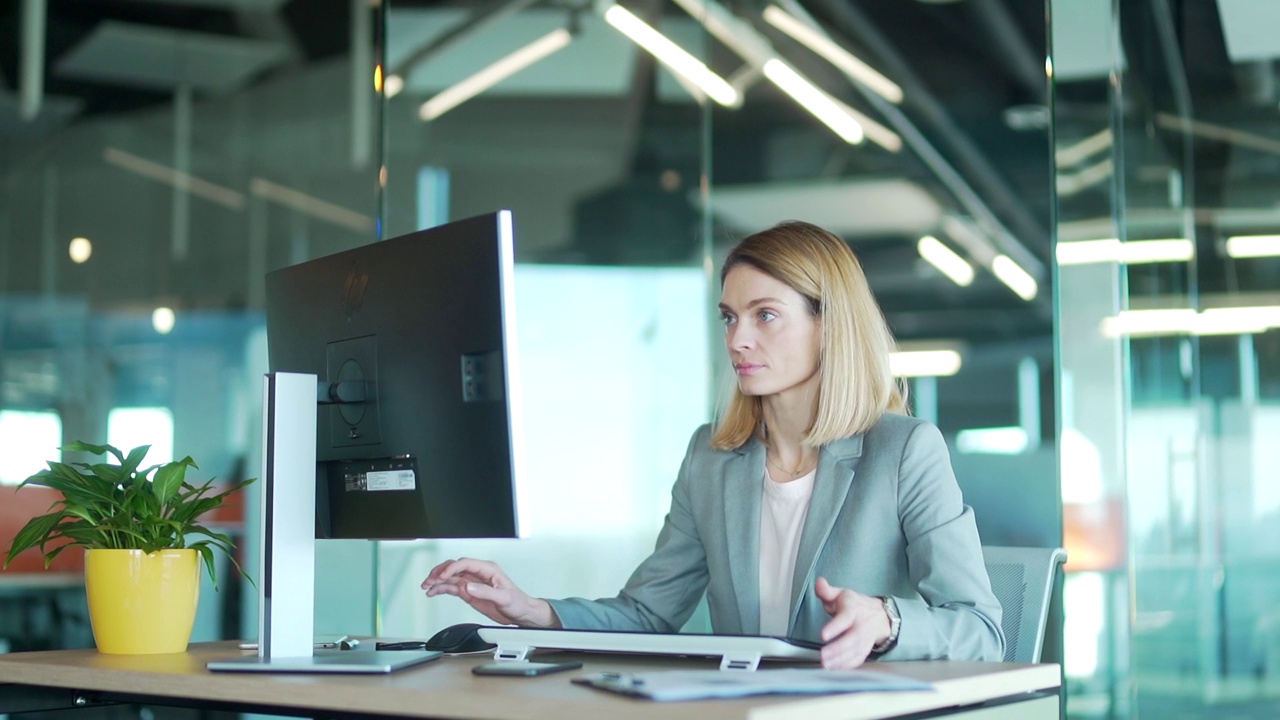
[[871, 596, 901, 654]]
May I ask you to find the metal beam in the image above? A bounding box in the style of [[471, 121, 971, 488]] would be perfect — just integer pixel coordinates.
[[387, 0, 540, 79], [20, 0, 46, 121], [807, 0, 1051, 273], [967, 0, 1045, 100]]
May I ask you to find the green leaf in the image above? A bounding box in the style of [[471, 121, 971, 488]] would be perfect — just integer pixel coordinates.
[[4, 512, 66, 568], [152, 460, 190, 506], [189, 543, 217, 588], [62, 441, 125, 463], [119, 445, 151, 478], [88, 463, 123, 483]]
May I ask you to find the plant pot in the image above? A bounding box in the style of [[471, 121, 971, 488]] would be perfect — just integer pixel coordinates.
[[84, 548, 200, 654]]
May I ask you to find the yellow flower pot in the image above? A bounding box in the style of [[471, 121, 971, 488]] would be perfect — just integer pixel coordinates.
[[85, 548, 200, 654]]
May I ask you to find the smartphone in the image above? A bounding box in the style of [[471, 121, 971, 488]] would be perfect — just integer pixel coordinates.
[[472, 661, 583, 677]]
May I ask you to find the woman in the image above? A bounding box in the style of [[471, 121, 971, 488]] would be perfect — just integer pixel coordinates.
[[423, 221, 1004, 668]]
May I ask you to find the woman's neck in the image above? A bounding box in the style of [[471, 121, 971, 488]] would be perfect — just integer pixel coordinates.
[[761, 393, 817, 454]]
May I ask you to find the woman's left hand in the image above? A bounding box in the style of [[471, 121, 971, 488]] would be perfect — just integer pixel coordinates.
[[813, 576, 892, 669]]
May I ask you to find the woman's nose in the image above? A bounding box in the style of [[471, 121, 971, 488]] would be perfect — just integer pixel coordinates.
[[727, 323, 753, 350]]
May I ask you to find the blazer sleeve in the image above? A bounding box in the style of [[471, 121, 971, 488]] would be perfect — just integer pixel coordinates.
[[881, 422, 1006, 662], [545, 429, 711, 632]]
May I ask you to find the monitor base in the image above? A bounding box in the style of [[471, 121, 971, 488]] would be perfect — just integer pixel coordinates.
[[207, 650, 441, 674]]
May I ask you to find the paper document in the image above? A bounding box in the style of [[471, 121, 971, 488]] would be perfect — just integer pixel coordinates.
[[572, 668, 933, 702]]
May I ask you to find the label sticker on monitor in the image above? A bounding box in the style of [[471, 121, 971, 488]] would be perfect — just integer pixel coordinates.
[[344, 469, 416, 492]]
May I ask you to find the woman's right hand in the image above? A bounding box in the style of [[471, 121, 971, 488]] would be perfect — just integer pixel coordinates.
[[421, 558, 561, 628]]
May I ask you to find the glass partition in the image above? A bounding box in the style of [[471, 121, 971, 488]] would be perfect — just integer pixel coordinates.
[[1052, 0, 1280, 716], [1, 0, 1061, 661]]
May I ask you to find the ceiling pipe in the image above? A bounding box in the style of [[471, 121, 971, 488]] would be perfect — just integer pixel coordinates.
[[20, 0, 46, 121], [352, 0, 373, 169], [804, 0, 1051, 275], [388, 0, 539, 79], [966, 0, 1045, 101]]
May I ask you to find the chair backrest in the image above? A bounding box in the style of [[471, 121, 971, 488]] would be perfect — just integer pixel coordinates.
[[982, 545, 1067, 663]]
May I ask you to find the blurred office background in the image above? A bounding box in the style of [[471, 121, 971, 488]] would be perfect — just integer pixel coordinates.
[[0, 1, 1276, 718]]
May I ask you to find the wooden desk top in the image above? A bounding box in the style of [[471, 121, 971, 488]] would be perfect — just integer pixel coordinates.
[[0, 642, 1060, 720]]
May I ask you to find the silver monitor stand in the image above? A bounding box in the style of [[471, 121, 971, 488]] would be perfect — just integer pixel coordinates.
[[207, 372, 438, 674]]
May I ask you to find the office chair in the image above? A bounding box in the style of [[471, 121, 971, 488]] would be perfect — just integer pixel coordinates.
[[982, 545, 1067, 663]]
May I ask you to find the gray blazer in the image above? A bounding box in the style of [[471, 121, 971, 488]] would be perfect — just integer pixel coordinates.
[[548, 413, 1005, 662]]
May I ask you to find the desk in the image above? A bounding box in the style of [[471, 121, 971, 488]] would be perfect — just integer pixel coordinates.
[[0, 642, 1060, 720]]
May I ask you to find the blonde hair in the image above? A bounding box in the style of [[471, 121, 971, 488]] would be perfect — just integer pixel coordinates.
[[710, 221, 908, 451]]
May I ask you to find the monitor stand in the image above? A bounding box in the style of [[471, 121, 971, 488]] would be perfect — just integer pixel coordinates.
[[208, 372, 436, 674], [206, 650, 441, 674]]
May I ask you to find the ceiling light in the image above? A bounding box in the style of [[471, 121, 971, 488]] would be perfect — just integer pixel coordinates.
[[762, 59, 863, 144], [761, 5, 903, 104], [1100, 307, 1280, 337], [1226, 234, 1280, 258], [917, 235, 973, 286], [956, 427, 1029, 455], [384, 74, 404, 99], [828, 95, 902, 152], [603, 4, 738, 107], [103, 148, 244, 210], [992, 255, 1037, 301], [68, 237, 92, 264], [152, 307, 176, 335], [889, 349, 962, 378], [1056, 238, 1193, 265], [419, 27, 573, 121], [1055, 128, 1113, 167], [250, 178, 373, 233]]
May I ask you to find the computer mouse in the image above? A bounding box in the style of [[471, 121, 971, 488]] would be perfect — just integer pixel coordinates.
[[425, 622, 496, 654]]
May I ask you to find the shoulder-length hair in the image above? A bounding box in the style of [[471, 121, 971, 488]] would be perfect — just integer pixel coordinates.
[[710, 221, 908, 451]]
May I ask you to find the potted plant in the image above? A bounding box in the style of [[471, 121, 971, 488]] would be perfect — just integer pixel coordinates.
[[3, 441, 254, 654]]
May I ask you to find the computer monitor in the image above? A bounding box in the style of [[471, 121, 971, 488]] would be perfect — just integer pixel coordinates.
[[264, 210, 522, 540]]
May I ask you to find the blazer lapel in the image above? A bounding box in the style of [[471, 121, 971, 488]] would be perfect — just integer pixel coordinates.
[[724, 439, 764, 635], [787, 434, 865, 631]]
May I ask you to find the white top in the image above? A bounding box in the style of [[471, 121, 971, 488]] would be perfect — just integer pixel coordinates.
[[758, 468, 816, 637]]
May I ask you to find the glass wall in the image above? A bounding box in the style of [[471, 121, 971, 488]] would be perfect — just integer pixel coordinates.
[[0, 0, 1058, 663], [1053, 0, 1280, 717]]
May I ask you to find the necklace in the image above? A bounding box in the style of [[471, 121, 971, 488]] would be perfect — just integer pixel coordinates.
[[766, 452, 815, 479]]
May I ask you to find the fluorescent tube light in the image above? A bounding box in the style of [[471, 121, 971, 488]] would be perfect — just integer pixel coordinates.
[[1226, 234, 1280, 258], [762, 5, 903, 104], [956, 427, 1029, 455], [249, 178, 374, 233], [603, 5, 739, 107], [1055, 128, 1113, 167], [103, 147, 244, 210], [889, 349, 962, 378], [992, 255, 1037, 301], [1101, 306, 1280, 337], [419, 27, 573, 121], [763, 59, 863, 144], [1056, 239, 1118, 265], [1122, 238, 1193, 263], [917, 235, 974, 286], [828, 94, 902, 152], [1057, 238, 1193, 265]]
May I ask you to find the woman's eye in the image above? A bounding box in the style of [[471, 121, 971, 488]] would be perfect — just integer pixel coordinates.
[[721, 313, 736, 326], [759, 310, 777, 322]]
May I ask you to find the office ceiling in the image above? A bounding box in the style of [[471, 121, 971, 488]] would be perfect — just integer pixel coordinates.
[[0, 0, 1275, 346]]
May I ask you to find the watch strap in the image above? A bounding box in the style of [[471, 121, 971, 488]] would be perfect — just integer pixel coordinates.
[[871, 595, 901, 654]]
